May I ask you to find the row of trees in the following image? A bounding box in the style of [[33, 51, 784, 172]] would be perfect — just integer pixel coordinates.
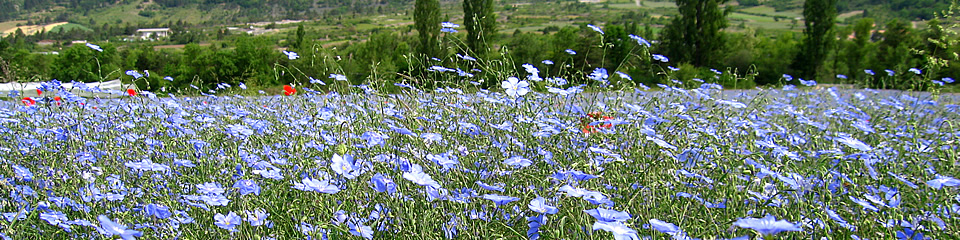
[[659, 0, 958, 89]]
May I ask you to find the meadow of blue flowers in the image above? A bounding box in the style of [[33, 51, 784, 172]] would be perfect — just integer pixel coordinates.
[[1, 22, 960, 239], [1, 73, 959, 240]]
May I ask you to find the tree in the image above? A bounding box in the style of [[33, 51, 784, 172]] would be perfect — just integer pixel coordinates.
[[791, 0, 837, 80], [292, 23, 306, 50], [842, 18, 873, 80], [414, 0, 442, 58], [660, 0, 730, 67], [463, 0, 497, 56]]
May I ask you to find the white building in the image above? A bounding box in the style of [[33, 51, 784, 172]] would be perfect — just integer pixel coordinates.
[[136, 28, 171, 40]]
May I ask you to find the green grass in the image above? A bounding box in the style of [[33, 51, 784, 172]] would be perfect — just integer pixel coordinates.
[[738, 5, 803, 19], [49, 23, 93, 33], [77, 2, 233, 24], [728, 12, 800, 30]]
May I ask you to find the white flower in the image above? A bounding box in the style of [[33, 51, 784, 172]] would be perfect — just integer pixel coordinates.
[[283, 50, 300, 60], [501, 77, 530, 98]]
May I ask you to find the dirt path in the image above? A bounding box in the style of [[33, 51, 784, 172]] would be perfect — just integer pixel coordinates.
[[2, 22, 69, 36]]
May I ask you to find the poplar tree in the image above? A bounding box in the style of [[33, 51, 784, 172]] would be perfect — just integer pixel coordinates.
[[791, 0, 837, 80], [414, 0, 441, 58], [463, 0, 497, 55], [660, 0, 729, 67]]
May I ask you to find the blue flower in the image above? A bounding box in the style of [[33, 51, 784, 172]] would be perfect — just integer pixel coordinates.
[[97, 215, 142, 240], [885, 69, 895, 76], [542, 60, 554, 65], [331, 154, 360, 179], [402, 164, 441, 188], [476, 181, 505, 192], [926, 175, 960, 189], [283, 50, 300, 60], [12, 165, 33, 181], [504, 156, 532, 168], [125, 70, 143, 79], [835, 135, 872, 152], [943, 77, 955, 83], [584, 208, 631, 222], [864, 69, 875, 75], [196, 182, 225, 195], [629, 34, 651, 47], [329, 73, 348, 81], [245, 209, 271, 227], [370, 173, 397, 194], [144, 204, 172, 219], [649, 219, 679, 234], [908, 68, 922, 75], [782, 74, 793, 81], [349, 221, 374, 239], [732, 215, 802, 235], [40, 211, 70, 231], [896, 226, 925, 240], [798, 78, 817, 86], [592, 221, 639, 240], [428, 153, 459, 169], [565, 49, 577, 55], [501, 77, 530, 98], [589, 68, 609, 81], [528, 197, 559, 214], [482, 194, 519, 206], [234, 179, 261, 196], [441, 22, 460, 28], [837, 74, 848, 79], [587, 24, 604, 35], [86, 43, 103, 52], [214, 212, 242, 232], [293, 177, 341, 194], [652, 54, 669, 63]]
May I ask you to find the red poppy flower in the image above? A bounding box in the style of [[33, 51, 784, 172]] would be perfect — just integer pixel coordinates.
[[283, 85, 296, 96], [126, 89, 137, 96], [21, 97, 35, 106], [54, 96, 62, 106], [36, 89, 43, 95], [580, 111, 613, 134]]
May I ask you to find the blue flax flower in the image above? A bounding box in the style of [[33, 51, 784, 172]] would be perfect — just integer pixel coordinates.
[[482, 194, 519, 206], [349, 221, 374, 239], [732, 215, 801, 235], [233, 179, 261, 196], [86, 43, 103, 52], [97, 215, 142, 240], [214, 212, 242, 232], [926, 175, 960, 189], [293, 177, 340, 194], [370, 173, 397, 194], [501, 77, 530, 98], [528, 197, 559, 214], [402, 164, 441, 188], [584, 208, 631, 222], [282, 50, 300, 60], [592, 221, 639, 240], [504, 156, 532, 168], [331, 154, 360, 179]]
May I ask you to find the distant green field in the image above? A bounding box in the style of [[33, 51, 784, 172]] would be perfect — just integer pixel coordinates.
[[50, 23, 93, 33], [608, 1, 676, 9], [81, 2, 231, 24], [501, 21, 577, 34], [729, 12, 799, 30], [739, 5, 802, 19]]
